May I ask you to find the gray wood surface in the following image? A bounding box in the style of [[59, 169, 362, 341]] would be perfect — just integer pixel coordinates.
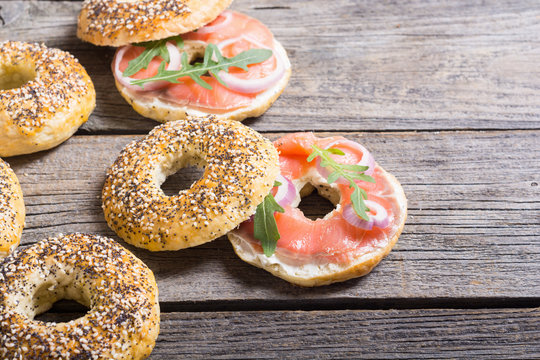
[[42, 308, 540, 359], [1, 0, 539, 132], [6, 130, 539, 303]]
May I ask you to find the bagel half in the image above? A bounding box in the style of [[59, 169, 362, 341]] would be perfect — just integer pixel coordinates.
[[115, 40, 291, 122], [102, 116, 280, 251], [78, 0, 234, 46], [0, 41, 95, 157], [228, 166, 407, 287]]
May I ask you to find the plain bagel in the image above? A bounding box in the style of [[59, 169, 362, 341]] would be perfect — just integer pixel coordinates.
[[102, 116, 279, 251], [77, 0, 234, 46], [0, 233, 160, 359], [0, 158, 24, 259], [0, 41, 95, 157]]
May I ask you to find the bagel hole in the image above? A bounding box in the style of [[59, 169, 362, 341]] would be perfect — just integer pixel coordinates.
[[31, 281, 90, 323], [0, 64, 36, 90], [297, 183, 339, 220], [160, 165, 205, 196], [34, 300, 89, 323]]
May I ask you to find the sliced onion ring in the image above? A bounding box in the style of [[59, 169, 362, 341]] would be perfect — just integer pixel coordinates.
[[113, 42, 181, 92], [214, 36, 289, 94], [195, 11, 234, 34], [342, 200, 389, 230], [316, 139, 376, 185], [273, 174, 297, 208]]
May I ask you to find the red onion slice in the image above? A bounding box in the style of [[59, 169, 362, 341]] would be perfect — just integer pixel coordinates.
[[196, 10, 234, 34], [342, 200, 389, 230], [214, 36, 289, 94], [316, 139, 376, 185], [273, 174, 297, 208], [113, 42, 182, 92]]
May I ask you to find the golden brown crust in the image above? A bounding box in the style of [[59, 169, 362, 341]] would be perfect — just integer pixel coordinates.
[[0, 158, 24, 259], [77, 0, 234, 46], [0, 233, 160, 359], [102, 116, 280, 251], [228, 166, 408, 287], [0, 41, 95, 157], [115, 40, 291, 122]]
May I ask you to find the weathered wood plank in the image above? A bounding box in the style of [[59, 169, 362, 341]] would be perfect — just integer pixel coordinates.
[[4, 130, 539, 302], [1, 0, 539, 132], [38, 308, 540, 359], [154, 308, 540, 359]]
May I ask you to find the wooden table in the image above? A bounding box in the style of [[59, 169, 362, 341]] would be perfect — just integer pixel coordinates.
[[1, 0, 539, 358]]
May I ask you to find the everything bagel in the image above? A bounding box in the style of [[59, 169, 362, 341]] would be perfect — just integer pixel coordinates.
[[0, 233, 160, 359], [102, 116, 279, 251], [0, 158, 24, 258], [78, 0, 234, 47], [0, 41, 95, 157]]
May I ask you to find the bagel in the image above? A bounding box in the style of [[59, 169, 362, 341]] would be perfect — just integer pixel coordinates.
[[0, 158, 24, 258], [0, 233, 159, 359], [228, 133, 408, 287], [114, 40, 291, 122], [102, 116, 279, 251], [110, 10, 291, 122], [0, 41, 95, 157], [77, 0, 234, 47]]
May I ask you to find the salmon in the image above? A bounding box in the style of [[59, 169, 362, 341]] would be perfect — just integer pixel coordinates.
[[117, 10, 279, 111], [235, 134, 402, 264], [183, 11, 274, 47], [118, 46, 165, 80], [166, 77, 253, 112]]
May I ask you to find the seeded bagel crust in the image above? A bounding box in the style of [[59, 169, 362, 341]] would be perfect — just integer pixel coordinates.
[[0, 158, 24, 259], [102, 116, 280, 251], [0, 41, 95, 157], [77, 0, 234, 46], [0, 233, 160, 359]]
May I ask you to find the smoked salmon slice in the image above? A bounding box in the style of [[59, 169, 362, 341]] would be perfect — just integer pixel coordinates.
[[233, 134, 404, 265]]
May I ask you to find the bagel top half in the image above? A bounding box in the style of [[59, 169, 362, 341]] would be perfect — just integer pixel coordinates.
[[102, 116, 280, 251], [77, 0, 234, 46]]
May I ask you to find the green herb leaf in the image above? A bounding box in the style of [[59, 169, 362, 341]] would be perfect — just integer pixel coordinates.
[[122, 36, 183, 78], [307, 144, 375, 221], [130, 44, 272, 89], [253, 183, 285, 257]]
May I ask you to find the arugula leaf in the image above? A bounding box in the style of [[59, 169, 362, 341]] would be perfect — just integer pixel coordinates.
[[308, 145, 375, 221], [253, 181, 285, 257], [123, 36, 183, 78], [130, 44, 272, 90]]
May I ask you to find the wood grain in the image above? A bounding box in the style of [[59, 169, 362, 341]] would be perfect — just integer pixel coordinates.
[[4, 130, 539, 303], [1, 0, 539, 132], [38, 308, 540, 359]]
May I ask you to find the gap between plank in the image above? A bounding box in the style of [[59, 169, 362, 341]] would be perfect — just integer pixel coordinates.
[[45, 297, 540, 314], [75, 127, 540, 136]]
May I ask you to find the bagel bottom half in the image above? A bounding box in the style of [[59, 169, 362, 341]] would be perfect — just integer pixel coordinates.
[[115, 40, 291, 123], [228, 167, 407, 287]]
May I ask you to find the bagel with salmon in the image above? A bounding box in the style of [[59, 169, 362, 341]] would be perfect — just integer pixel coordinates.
[[77, 1, 291, 122], [0, 41, 95, 157], [228, 133, 407, 287]]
